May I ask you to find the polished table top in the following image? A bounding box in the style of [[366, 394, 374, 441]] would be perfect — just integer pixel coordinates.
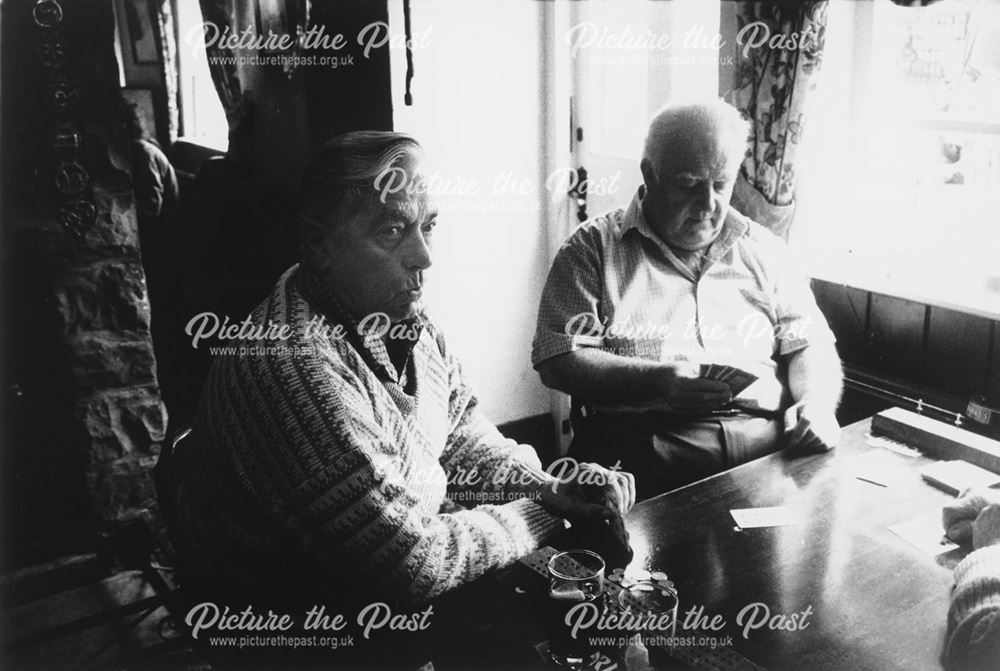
[[619, 416, 965, 671], [430, 416, 967, 671]]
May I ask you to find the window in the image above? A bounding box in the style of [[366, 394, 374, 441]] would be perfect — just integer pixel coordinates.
[[795, 0, 1000, 318], [175, 1, 228, 151]]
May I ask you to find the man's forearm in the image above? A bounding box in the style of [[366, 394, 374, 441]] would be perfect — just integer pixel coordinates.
[[537, 348, 671, 405], [786, 342, 843, 411]]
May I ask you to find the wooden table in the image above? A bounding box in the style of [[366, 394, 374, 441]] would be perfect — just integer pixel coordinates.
[[621, 416, 965, 671], [123, 416, 969, 670]]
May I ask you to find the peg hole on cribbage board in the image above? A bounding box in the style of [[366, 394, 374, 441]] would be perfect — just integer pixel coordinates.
[[657, 642, 767, 671], [518, 545, 558, 578], [516, 547, 767, 671]]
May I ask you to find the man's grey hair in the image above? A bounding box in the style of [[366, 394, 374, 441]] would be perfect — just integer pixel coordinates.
[[297, 130, 422, 249], [642, 100, 750, 176]]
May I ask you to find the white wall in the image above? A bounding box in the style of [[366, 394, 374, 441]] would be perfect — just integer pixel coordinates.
[[388, 0, 560, 425]]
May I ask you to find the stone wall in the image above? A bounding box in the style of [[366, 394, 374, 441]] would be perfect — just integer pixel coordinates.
[[2, 0, 167, 557], [53, 183, 167, 528]]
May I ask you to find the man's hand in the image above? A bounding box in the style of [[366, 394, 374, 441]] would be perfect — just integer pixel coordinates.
[[784, 400, 839, 452], [944, 489, 1000, 546], [537, 462, 636, 526], [655, 361, 732, 415], [536, 350, 730, 414], [972, 505, 1000, 550]]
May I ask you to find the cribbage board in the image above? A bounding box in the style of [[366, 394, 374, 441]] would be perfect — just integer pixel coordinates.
[[518, 546, 767, 671]]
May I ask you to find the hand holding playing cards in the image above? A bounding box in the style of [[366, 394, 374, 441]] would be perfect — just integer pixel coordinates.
[[943, 489, 1000, 548], [784, 401, 840, 452], [537, 462, 636, 526], [657, 361, 732, 415]]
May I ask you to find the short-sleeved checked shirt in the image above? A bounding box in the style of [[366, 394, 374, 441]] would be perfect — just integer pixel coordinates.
[[532, 188, 835, 494], [532, 188, 834, 415]]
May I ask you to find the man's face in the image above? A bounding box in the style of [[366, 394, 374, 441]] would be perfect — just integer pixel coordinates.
[[316, 170, 436, 323], [641, 130, 740, 251]]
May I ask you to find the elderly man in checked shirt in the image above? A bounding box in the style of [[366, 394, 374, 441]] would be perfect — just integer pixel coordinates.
[[533, 100, 843, 499]]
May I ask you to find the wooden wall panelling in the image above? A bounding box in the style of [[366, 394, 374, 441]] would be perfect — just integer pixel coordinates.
[[867, 293, 927, 379], [923, 307, 991, 396], [991, 321, 1000, 402], [810, 280, 871, 365]]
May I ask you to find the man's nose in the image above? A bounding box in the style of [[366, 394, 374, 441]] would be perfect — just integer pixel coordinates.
[[404, 228, 433, 270], [695, 183, 714, 216]]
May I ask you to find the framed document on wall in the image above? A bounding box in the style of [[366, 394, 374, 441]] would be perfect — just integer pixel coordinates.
[[124, 0, 158, 65]]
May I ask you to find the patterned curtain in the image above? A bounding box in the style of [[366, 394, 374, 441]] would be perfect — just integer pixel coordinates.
[[726, 1, 829, 239], [197, 0, 246, 123], [153, 0, 179, 142]]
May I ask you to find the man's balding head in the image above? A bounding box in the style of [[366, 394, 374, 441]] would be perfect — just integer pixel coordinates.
[[643, 101, 749, 177], [640, 100, 750, 251]]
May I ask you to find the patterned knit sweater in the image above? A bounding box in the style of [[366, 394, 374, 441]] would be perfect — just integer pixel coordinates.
[[175, 265, 563, 606], [945, 544, 1000, 670]]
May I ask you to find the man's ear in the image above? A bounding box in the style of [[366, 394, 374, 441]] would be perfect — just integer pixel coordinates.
[[639, 158, 656, 190], [300, 220, 332, 271]]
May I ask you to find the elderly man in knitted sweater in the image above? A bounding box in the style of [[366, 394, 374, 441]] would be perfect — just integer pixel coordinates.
[[942, 489, 1000, 670], [174, 131, 635, 610]]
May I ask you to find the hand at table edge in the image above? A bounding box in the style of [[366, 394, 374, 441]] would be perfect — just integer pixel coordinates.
[[784, 400, 840, 452], [945, 489, 1000, 548]]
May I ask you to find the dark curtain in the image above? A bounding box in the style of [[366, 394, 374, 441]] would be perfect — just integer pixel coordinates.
[[727, 1, 829, 239]]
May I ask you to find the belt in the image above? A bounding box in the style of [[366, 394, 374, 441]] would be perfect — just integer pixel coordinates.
[[573, 401, 783, 424]]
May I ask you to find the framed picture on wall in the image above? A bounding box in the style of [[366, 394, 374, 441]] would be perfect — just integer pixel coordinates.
[[125, 0, 159, 64]]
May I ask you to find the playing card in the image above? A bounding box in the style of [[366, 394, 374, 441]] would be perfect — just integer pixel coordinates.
[[699, 364, 757, 396], [853, 452, 907, 488], [730, 506, 797, 528], [724, 369, 757, 396], [920, 460, 1000, 496], [889, 513, 959, 556]]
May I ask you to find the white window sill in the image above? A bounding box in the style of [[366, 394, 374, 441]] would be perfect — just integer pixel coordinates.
[[808, 256, 1000, 321]]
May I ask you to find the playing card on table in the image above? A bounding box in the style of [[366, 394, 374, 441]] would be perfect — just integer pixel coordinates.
[[730, 506, 797, 529], [920, 460, 1000, 496], [854, 463, 903, 488], [889, 513, 959, 557]]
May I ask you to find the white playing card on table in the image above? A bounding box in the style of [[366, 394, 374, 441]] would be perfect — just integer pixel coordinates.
[[889, 513, 960, 556], [730, 506, 797, 529]]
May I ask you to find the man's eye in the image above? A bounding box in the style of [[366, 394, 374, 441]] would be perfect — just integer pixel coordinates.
[[421, 220, 437, 235], [713, 181, 729, 192], [677, 180, 698, 190], [381, 226, 405, 240]]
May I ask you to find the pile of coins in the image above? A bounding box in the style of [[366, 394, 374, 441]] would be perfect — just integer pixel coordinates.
[[607, 568, 675, 597], [609, 567, 680, 643]]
